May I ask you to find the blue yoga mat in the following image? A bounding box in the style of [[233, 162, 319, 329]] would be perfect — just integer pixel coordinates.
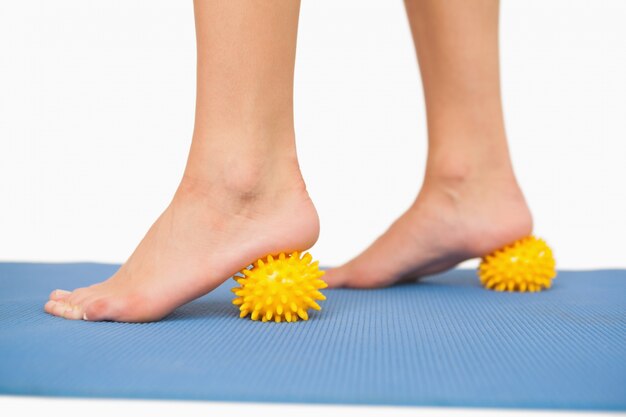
[[0, 263, 624, 410]]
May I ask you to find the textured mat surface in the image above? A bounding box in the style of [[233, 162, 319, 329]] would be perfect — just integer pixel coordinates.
[[0, 263, 625, 410]]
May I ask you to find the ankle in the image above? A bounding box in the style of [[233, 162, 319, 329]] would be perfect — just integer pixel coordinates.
[[425, 144, 516, 186], [182, 127, 305, 195], [425, 112, 514, 182], [180, 157, 304, 201]]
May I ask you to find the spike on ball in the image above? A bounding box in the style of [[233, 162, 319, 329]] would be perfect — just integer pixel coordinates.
[[231, 252, 327, 322], [478, 236, 556, 292]]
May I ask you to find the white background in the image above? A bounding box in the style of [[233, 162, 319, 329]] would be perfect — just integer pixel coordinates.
[[1, 1, 624, 415], [1, 0, 625, 269]]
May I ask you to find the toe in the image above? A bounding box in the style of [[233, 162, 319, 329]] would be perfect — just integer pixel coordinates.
[[49, 289, 71, 302], [67, 286, 95, 306], [77, 294, 105, 321], [46, 300, 67, 317], [44, 300, 57, 315], [83, 294, 164, 323], [62, 304, 85, 320], [45, 300, 83, 320], [83, 297, 115, 322]]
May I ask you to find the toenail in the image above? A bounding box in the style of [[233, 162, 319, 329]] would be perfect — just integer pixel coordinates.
[[56, 290, 70, 296], [82, 313, 89, 321]]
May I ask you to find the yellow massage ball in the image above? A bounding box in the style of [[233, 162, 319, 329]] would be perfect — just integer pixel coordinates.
[[231, 252, 327, 322], [478, 236, 556, 292]]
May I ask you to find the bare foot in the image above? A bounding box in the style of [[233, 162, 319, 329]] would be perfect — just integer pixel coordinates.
[[325, 171, 532, 288], [45, 166, 319, 322]]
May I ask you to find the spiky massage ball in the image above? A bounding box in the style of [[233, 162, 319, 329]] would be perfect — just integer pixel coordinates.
[[478, 236, 556, 292], [231, 252, 327, 322]]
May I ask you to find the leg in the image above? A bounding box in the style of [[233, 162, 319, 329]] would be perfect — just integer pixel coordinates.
[[45, 0, 319, 321], [326, 0, 532, 288]]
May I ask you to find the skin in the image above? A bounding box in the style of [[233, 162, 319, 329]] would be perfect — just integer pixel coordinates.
[[325, 0, 532, 287], [45, 0, 531, 321]]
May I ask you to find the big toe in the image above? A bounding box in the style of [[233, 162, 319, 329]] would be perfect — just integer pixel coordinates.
[[82, 297, 120, 322], [82, 295, 158, 323]]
